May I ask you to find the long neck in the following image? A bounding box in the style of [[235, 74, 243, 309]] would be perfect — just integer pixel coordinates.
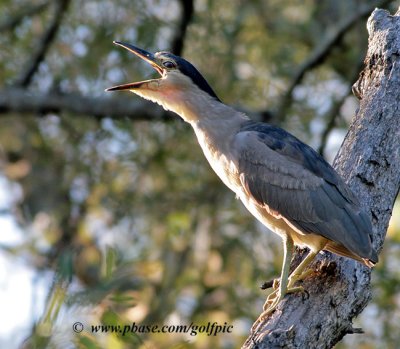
[[134, 81, 248, 143], [164, 87, 248, 128], [176, 91, 250, 155], [153, 84, 249, 192], [165, 91, 247, 162]]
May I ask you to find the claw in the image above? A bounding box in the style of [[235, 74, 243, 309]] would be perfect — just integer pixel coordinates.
[[263, 289, 278, 309]]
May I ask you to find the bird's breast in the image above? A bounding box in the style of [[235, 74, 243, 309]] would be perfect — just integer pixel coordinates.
[[192, 124, 242, 193], [203, 144, 241, 193]]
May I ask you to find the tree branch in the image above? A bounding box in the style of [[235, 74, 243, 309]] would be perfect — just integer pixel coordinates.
[[318, 57, 365, 156], [0, 87, 278, 124], [275, 0, 391, 123], [0, 0, 50, 32], [14, 0, 70, 88], [0, 88, 173, 121], [244, 7, 400, 349], [170, 0, 194, 55], [317, 91, 348, 156]]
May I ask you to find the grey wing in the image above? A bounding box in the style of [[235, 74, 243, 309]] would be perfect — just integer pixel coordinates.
[[233, 127, 377, 263]]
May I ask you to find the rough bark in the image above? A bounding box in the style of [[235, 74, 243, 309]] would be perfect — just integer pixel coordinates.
[[243, 7, 400, 349]]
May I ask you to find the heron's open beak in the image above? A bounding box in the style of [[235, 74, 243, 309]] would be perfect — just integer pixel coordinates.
[[105, 41, 164, 92]]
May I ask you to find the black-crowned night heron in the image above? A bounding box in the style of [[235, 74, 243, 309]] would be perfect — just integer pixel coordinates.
[[106, 41, 378, 320]]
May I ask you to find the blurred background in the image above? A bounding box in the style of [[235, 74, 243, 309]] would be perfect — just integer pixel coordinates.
[[0, 0, 399, 348]]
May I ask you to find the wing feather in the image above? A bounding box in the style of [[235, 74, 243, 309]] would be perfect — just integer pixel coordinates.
[[234, 121, 377, 263]]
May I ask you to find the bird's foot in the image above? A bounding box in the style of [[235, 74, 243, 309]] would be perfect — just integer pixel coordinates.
[[251, 299, 281, 331], [251, 284, 306, 331], [261, 267, 313, 292], [261, 269, 312, 308], [263, 285, 304, 308]]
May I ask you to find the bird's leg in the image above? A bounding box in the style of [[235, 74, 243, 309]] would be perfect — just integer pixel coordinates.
[[263, 249, 319, 309], [253, 244, 319, 330], [287, 249, 318, 289], [262, 235, 294, 312], [251, 237, 294, 331]]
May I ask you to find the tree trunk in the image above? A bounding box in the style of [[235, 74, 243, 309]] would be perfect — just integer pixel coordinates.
[[243, 7, 400, 349]]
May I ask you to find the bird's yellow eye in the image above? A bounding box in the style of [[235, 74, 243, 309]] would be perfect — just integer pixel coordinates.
[[162, 61, 176, 69]]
